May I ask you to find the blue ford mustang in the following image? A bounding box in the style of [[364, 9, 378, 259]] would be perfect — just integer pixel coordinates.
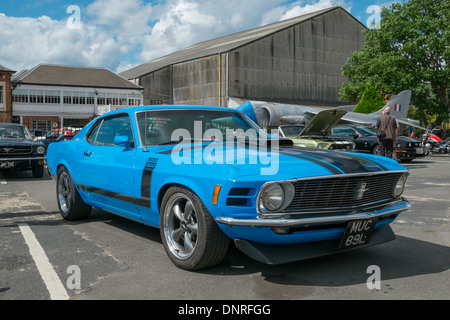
[[46, 106, 411, 270]]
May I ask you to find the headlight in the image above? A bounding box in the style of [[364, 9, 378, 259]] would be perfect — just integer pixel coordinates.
[[36, 146, 45, 154], [394, 173, 409, 197], [259, 182, 295, 213], [260, 183, 284, 211]]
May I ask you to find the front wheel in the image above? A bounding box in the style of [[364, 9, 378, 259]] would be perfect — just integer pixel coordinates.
[[56, 166, 91, 221], [160, 186, 230, 270]]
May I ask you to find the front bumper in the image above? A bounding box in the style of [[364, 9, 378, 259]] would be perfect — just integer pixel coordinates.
[[215, 199, 411, 228], [217, 199, 410, 265], [0, 157, 46, 170], [234, 225, 397, 265]]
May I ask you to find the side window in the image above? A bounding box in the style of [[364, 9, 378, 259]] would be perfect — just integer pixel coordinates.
[[87, 115, 134, 146], [86, 120, 102, 145], [332, 127, 354, 136]]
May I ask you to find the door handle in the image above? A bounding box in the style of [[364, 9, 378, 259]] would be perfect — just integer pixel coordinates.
[[84, 151, 92, 157]]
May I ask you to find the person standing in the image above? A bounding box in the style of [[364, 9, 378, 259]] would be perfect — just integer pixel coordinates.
[[376, 107, 398, 159]]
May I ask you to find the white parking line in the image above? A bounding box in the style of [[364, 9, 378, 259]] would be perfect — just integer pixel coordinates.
[[18, 223, 69, 300]]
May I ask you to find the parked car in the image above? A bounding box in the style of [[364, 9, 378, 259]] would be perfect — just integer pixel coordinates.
[[0, 123, 46, 178], [29, 129, 46, 140], [53, 134, 75, 143], [278, 110, 355, 151], [46, 106, 411, 270], [328, 124, 424, 162]]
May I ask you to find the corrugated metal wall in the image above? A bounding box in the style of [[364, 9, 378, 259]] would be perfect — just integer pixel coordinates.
[[227, 9, 365, 106], [139, 8, 365, 107], [139, 66, 172, 105], [172, 56, 220, 106]]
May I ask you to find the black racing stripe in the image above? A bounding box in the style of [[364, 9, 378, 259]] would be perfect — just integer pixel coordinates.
[[278, 148, 343, 175], [137, 166, 153, 207], [158, 144, 208, 155], [77, 184, 139, 206], [343, 152, 388, 171], [158, 142, 385, 174], [76, 157, 159, 209], [282, 146, 385, 174]]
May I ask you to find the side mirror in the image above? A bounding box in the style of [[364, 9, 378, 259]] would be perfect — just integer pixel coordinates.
[[114, 136, 132, 151]]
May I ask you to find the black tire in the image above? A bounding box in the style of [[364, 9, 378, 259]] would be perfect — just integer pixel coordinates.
[[32, 164, 44, 178], [160, 186, 230, 271], [56, 166, 91, 221]]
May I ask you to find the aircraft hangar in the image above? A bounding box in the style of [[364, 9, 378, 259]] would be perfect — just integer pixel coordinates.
[[120, 6, 366, 108]]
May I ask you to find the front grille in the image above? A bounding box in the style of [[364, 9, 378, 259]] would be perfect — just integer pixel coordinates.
[[282, 173, 403, 214], [0, 146, 33, 155]]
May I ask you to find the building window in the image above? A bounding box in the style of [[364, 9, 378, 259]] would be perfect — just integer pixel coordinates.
[[0, 85, 3, 105], [128, 93, 141, 106], [32, 120, 52, 131], [63, 91, 72, 104], [119, 94, 127, 106], [45, 91, 61, 104], [150, 100, 163, 105], [106, 93, 119, 106], [97, 93, 106, 105], [29, 90, 44, 103], [72, 91, 86, 105], [86, 92, 95, 105], [12, 89, 29, 103]]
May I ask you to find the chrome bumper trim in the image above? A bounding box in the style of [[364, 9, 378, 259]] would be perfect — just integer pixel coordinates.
[[0, 157, 46, 161], [216, 199, 411, 228]]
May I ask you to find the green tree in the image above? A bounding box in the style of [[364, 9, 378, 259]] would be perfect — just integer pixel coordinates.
[[352, 83, 386, 113], [340, 0, 450, 126]]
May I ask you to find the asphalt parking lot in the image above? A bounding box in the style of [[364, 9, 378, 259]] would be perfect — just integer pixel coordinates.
[[0, 154, 449, 303]]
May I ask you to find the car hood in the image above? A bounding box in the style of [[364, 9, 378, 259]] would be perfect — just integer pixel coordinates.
[[0, 139, 43, 147], [397, 136, 419, 143], [299, 109, 347, 137], [157, 141, 405, 181]]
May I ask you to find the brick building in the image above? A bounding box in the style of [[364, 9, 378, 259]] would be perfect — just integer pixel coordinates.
[[0, 65, 16, 123], [11, 64, 143, 131]]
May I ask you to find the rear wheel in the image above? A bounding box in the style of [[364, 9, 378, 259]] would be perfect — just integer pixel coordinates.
[[160, 186, 230, 270], [56, 166, 91, 221]]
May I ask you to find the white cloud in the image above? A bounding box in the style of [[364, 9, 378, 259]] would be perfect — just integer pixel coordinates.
[[262, 0, 352, 24], [0, 14, 122, 72], [0, 0, 354, 73], [0, 0, 154, 73], [139, 0, 287, 62]]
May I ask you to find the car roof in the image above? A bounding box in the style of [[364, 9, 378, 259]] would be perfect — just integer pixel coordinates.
[[0, 123, 25, 127], [105, 105, 234, 116]]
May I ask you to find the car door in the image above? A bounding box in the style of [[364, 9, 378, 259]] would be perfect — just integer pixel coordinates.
[[81, 113, 140, 220]]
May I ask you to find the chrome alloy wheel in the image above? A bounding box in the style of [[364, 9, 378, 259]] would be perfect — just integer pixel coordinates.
[[57, 170, 72, 214], [162, 193, 199, 260]]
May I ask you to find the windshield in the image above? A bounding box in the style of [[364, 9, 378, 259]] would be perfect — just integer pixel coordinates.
[[0, 125, 32, 140], [280, 125, 305, 137], [136, 109, 266, 147], [356, 125, 377, 136]]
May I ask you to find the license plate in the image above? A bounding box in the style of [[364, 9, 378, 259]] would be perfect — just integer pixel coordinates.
[[339, 218, 377, 250], [0, 161, 15, 168], [416, 148, 424, 154]]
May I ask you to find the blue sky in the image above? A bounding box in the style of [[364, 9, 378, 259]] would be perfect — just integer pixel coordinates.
[[0, 0, 406, 74]]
